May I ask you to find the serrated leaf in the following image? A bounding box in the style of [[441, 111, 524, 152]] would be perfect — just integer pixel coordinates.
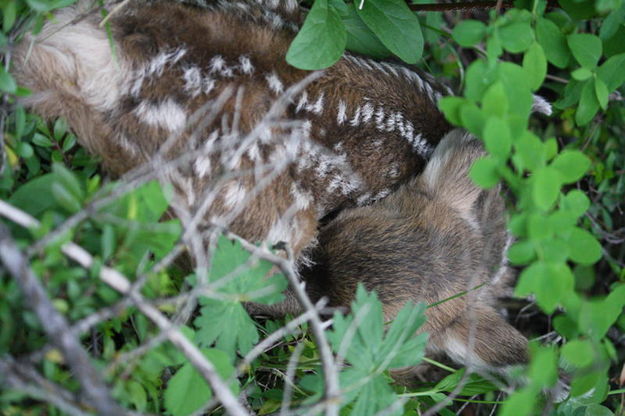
[[286, 0, 346, 69], [567, 33, 602, 68], [523, 43, 547, 90], [566, 227, 602, 265], [532, 166, 562, 210], [357, 0, 423, 64], [551, 150, 591, 184], [451, 20, 486, 47], [536, 18, 570, 68]]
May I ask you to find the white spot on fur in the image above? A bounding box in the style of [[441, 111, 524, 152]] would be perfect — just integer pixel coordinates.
[[350, 106, 362, 126], [290, 183, 312, 210], [203, 77, 216, 94], [532, 94, 552, 116], [265, 72, 284, 94], [361, 102, 374, 123], [307, 92, 325, 115], [239, 55, 254, 74], [223, 182, 247, 209], [209, 55, 233, 77], [183, 66, 202, 97], [134, 99, 187, 132], [194, 156, 212, 178], [295, 92, 308, 113], [445, 337, 487, 368], [336, 100, 347, 125]]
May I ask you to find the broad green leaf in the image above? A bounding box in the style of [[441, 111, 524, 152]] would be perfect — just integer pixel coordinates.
[[536, 18, 570, 68], [527, 346, 558, 388], [599, 5, 625, 39], [460, 101, 486, 136], [514, 132, 544, 172], [452, 20, 486, 47], [550, 150, 591, 183], [0, 67, 17, 93], [438, 96, 466, 126], [3, 0, 16, 31], [571, 67, 593, 81], [9, 174, 56, 217], [532, 166, 562, 210], [469, 156, 500, 188], [435, 369, 498, 395], [356, 0, 423, 64], [515, 262, 573, 313], [342, 3, 391, 58], [597, 53, 625, 91], [164, 349, 237, 416], [523, 43, 547, 90], [482, 82, 508, 117], [508, 240, 535, 265], [52, 163, 84, 201], [52, 182, 82, 213], [566, 227, 602, 265], [126, 380, 147, 412], [567, 33, 602, 68], [499, 387, 537, 416], [594, 78, 609, 110], [483, 117, 511, 158], [286, 0, 346, 69], [499, 21, 534, 53], [561, 339, 594, 368], [576, 80, 599, 125]]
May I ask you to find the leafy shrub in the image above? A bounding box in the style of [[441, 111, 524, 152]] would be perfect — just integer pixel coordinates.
[[0, 0, 624, 415]]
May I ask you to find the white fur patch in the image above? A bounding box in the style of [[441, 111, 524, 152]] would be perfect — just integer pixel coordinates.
[[223, 182, 247, 209], [134, 99, 187, 132], [445, 337, 487, 368], [336, 100, 347, 125], [265, 72, 284, 94], [183, 66, 202, 97], [238, 55, 255, 74]]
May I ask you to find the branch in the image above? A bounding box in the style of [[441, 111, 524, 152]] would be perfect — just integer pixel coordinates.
[[0, 200, 250, 416], [0, 223, 125, 416]]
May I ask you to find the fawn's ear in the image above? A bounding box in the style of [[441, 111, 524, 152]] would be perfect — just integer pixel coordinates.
[[421, 129, 485, 216], [441, 305, 528, 370]]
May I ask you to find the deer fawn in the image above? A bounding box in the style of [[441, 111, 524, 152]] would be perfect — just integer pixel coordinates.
[[13, 0, 531, 376]]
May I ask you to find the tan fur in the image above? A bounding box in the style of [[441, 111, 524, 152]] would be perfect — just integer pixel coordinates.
[[12, 0, 452, 261], [295, 130, 528, 372]]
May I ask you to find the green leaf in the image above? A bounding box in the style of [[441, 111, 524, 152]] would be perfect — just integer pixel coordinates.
[[597, 53, 625, 91], [483, 117, 511, 158], [532, 166, 562, 210], [566, 227, 602, 265], [342, 3, 391, 58], [508, 240, 535, 265], [32, 132, 54, 148], [438, 96, 466, 126], [536, 18, 570, 68], [576, 80, 599, 125], [482, 82, 508, 117], [3, 0, 17, 31], [52, 182, 82, 213], [567, 33, 602, 68], [528, 346, 558, 388], [193, 236, 287, 356], [514, 132, 544, 172], [126, 380, 147, 411], [560, 189, 590, 217], [594, 78, 609, 110], [0, 67, 17, 93], [356, 0, 423, 64], [470, 156, 500, 188], [286, 0, 346, 69], [452, 20, 486, 47], [164, 349, 237, 416], [515, 262, 573, 314], [499, 387, 537, 416], [571, 67, 593, 81], [499, 21, 534, 53], [460, 101, 486, 136], [561, 339, 594, 368], [600, 5, 625, 40], [9, 174, 57, 217], [52, 164, 84, 201], [523, 43, 547, 90], [550, 150, 591, 184]]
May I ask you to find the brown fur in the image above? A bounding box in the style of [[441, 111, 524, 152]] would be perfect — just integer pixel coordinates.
[[296, 130, 528, 371], [12, 0, 452, 262]]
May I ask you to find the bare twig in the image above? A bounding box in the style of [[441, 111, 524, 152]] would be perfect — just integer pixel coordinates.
[[0, 223, 125, 416], [0, 200, 250, 416]]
